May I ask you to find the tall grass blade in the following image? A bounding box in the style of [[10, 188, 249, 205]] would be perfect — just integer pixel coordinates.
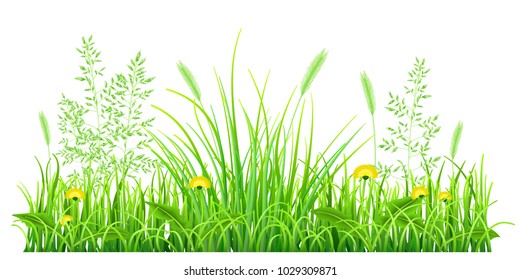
[[450, 121, 464, 159], [177, 61, 202, 101], [300, 49, 328, 96]]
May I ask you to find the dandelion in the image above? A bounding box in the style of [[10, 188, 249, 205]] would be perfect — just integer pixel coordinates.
[[353, 164, 379, 180], [189, 176, 211, 190], [60, 215, 73, 226], [411, 186, 429, 200], [438, 191, 453, 202], [65, 188, 85, 201]]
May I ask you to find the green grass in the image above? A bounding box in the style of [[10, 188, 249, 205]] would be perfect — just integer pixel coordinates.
[[12, 35, 512, 252]]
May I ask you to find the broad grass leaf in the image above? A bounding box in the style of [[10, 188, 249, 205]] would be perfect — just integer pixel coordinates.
[[388, 196, 422, 216], [13, 213, 54, 230], [94, 226, 130, 241], [312, 207, 363, 238], [313, 207, 348, 223], [146, 201, 187, 229], [394, 214, 425, 230], [374, 214, 391, 226], [467, 226, 500, 240]]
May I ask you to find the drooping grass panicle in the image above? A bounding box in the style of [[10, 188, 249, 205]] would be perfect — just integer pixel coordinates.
[[360, 71, 376, 115], [300, 49, 328, 96], [177, 61, 202, 101], [450, 121, 464, 159]]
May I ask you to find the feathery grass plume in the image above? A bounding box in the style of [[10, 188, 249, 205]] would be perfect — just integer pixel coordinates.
[[300, 49, 328, 96], [450, 121, 464, 159], [177, 61, 202, 101], [360, 71, 376, 115], [360, 71, 377, 164], [38, 111, 51, 158]]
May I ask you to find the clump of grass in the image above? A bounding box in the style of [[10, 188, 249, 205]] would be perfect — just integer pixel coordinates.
[[12, 34, 512, 252]]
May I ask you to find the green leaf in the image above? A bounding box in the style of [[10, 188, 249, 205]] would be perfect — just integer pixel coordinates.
[[146, 201, 187, 229], [300, 49, 328, 96], [387, 196, 421, 216], [374, 214, 390, 225], [467, 226, 500, 240], [94, 226, 130, 241], [313, 207, 348, 223], [177, 61, 202, 101], [13, 213, 54, 230], [312, 207, 363, 238], [394, 214, 425, 230]]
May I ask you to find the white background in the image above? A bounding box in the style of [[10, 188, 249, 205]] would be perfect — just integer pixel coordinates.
[[1, 0, 519, 279]]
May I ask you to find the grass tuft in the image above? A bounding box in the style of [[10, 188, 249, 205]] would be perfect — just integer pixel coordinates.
[[11, 35, 512, 253]]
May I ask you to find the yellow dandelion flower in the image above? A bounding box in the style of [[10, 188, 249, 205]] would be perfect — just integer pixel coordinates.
[[65, 188, 85, 201], [438, 191, 453, 202], [189, 176, 211, 190], [411, 186, 429, 200], [353, 164, 378, 180], [60, 215, 73, 226]]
